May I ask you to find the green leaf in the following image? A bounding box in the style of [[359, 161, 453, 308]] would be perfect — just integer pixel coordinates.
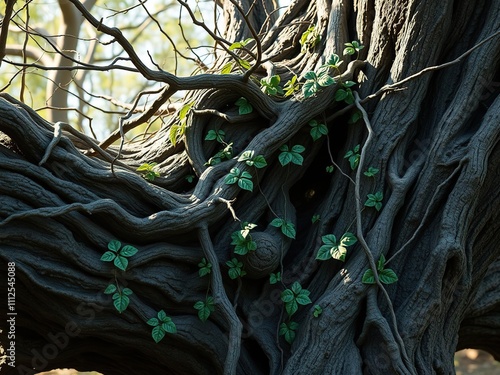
[[238, 150, 254, 162], [252, 155, 267, 168], [284, 75, 299, 97], [120, 245, 138, 257], [285, 299, 298, 316], [317, 72, 335, 87], [325, 54, 343, 68], [229, 38, 254, 51], [309, 120, 328, 141], [147, 317, 159, 327], [335, 89, 348, 102], [281, 221, 296, 239], [151, 326, 166, 343], [114, 255, 129, 271], [281, 289, 294, 303], [269, 272, 281, 284], [100, 251, 116, 262], [194, 297, 215, 322], [113, 293, 130, 313], [302, 79, 319, 98], [224, 168, 240, 185], [179, 101, 194, 120], [313, 304, 323, 318], [379, 268, 398, 284], [365, 192, 383, 211], [279, 322, 297, 344], [104, 284, 116, 294], [362, 269, 376, 284], [238, 178, 253, 192], [198, 258, 212, 277], [238, 59, 251, 70], [364, 167, 380, 177], [377, 254, 386, 272], [162, 320, 177, 334], [136, 163, 155, 172], [278, 150, 294, 166], [205, 129, 225, 142], [122, 288, 133, 296], [316, 245, 332, 261], [290, 281, 302, 294], [108, 240, 121, 252], [169, 124, 181, 146], [185, 174, 195, 183], [296, 291, 312, 306], [235, 97, 253, 115], [326, 165, 334, 173], [221, 62, 234, 74], [321, 234, 337, 247], [304, 71, 317, 80], [348, 110, 362, 124], [311, 214, 320, 223], [340, 232, 357, 247], [343, 80, 356, 88], [270, 218, 285, 228]]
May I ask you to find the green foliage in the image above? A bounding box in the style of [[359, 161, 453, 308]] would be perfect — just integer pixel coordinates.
[[309, 119, 328, 141], [284, 75, 299, 97], [316, 233, 357, 262], [279, 321, 299, 344], [300, 25, 321, 53], [147, 310, 177, 343], [343, 40, 364, 56], [235, 97, 253, 115], [104, 286, 133, 314], [269, 272, 281, 284], [362, 254, 398, 285], [326, 165, 334, 173], [221, 62, 234, 74], [302, 67, 335, 98], [260, 75, 283, 96], [364, 167, 380, 177], [344, 144, 360, 170], [231, 224, 257, 255], [311, 214, 321, 223], [224, 167, 253, 192], [348, 110, 363, 124], [278, 144, 305, 166], [226, 258, 246, 279], [365, 191, 383, 211], [313, 304, 323, 318], [238, 150, 267, 168], [101, 240, 138, 271], [185, 174, 195, 183], [198, 258, 212, 277], [323, 54, 343, 69], [229, 38, 254, 51], [170, 101, 194, 146], [270, 218, 296, 239], [194, 296, 215, 322], [136, 162, 160, 182], [206, 142, 233, 166], [205, 129, 225, 143], [281, 281, 312, 317]]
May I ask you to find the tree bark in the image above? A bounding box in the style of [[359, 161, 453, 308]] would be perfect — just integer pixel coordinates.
[[1, 0, 499, 374]]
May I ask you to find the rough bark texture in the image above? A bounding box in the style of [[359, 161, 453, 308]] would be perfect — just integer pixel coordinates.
[[0, 0, 499, 374]]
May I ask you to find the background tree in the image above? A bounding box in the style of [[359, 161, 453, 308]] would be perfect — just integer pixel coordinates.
[[0, 0, 499, 374]]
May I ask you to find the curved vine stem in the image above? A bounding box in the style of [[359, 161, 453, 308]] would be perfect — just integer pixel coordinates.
[[353, 91, 414, 373], [198, 225, 242, 375]]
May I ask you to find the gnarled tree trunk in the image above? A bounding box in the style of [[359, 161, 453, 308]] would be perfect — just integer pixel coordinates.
[[0, 0, 499, 374]]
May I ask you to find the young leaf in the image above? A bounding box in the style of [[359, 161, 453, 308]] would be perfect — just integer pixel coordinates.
[[365, 191, 384, 211], [284, 75, 299, 97], [147, 317, 159, 327], [309, 119, 328, 141], [313, 304, 323, 318], [235, 97, 253, 115], [198, 258, 212, 277], [325, 54, 343, 69], [379, 268, 398, 284], [205, 129, 225, 142], [221, 62, 234, 74]]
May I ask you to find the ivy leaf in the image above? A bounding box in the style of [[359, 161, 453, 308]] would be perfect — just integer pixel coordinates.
[[335, 89, 349, 102], [108, 240, 121, 252], [147, 317, 159, 327], [313, 304, 323, 318], [364, 167, 380, 177], [379, 268, 398, 284], [114, 255, 129, 271], [205, 129, 225, 143], [309, 119, 328, 141], [348, 110, 363, 124], [279, 144, 305, 166], [100, 251, 116, 262], [365, 191, 384, 211], [235, 97, 253, 115], [194, 297, 215, 322], [104, 284, 116, 294], [151, 326, 166, 343], [362, 269, 376, 284], [377, 253, 386, 272], [311, 214, 320, 223], [316, 66, 335, 87], [284, 75, 299, 97], [270, 218, 296, 239], [269, 272, 281, 284], [238, 177, 253, 192], [120, 245, 138, 257], [122, 288, 133, 296], [198, 258, 212, 277], [325, 53, 343, 69], [224, 168, 240, 185], [113, 292, 130, 313]]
